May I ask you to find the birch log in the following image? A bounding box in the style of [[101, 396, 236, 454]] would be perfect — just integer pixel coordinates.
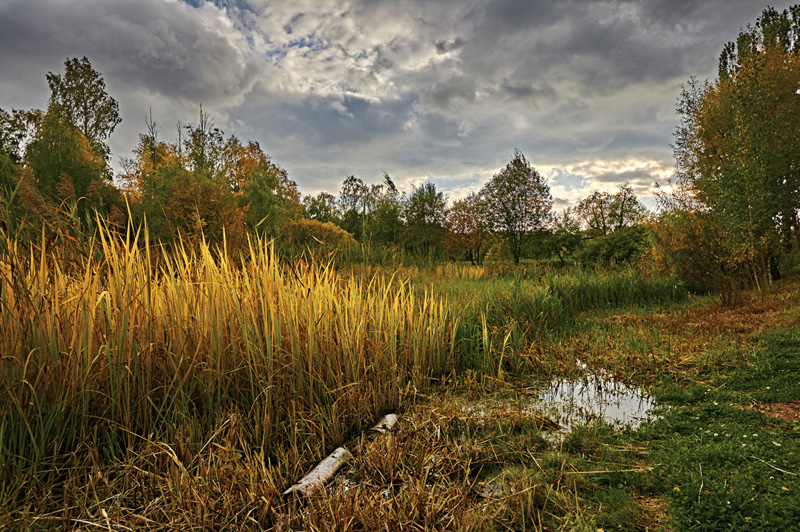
[[368, 413, 398, 437], [282, 413, 400, 499], [282, 447, 353, 499]]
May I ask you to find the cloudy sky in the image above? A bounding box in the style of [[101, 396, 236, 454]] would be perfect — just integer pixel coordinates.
[[0, 0, 792, 210]]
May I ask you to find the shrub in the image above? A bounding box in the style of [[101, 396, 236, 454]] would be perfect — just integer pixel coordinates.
[[579, 225, 650, 267], [286, 218, 356, 259]]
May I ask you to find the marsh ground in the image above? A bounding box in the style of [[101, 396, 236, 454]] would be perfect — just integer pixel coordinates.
[[2, 251, 798, 531], [281, 277, 800, 531]]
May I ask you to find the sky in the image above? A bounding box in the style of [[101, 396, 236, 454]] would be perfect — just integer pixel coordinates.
[[0, 0, 793, 210]]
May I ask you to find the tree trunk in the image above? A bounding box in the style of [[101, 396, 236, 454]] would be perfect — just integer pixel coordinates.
[[769, 253, 781, 281]]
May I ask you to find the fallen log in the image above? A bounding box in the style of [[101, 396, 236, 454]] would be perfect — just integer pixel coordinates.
[[367, 413, 398, 438], [282, 447, 353, 499], [282, 413, 400, 500]]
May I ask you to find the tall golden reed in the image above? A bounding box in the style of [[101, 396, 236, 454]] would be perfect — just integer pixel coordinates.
[[0, 223, 457, 474]]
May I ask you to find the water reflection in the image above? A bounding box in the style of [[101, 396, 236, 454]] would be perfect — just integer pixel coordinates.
[[532, 369, 658, 431]]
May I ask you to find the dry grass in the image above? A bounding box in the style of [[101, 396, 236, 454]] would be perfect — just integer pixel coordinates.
[[0, 224, 456, 530], [3, 219, 796, 530], [279, 379, 667, 532]]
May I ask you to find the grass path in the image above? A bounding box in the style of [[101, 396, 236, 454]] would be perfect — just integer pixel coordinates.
[[643, 327, 800, 531]]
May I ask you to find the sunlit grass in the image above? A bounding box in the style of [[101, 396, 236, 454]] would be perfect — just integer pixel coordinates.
[[0, 223, 457, 528]]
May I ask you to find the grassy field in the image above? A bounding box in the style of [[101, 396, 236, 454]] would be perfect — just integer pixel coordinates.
[[1, 226, 797, 530]]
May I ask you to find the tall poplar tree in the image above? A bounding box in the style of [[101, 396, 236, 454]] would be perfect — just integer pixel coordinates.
[[682, 5, 800, 287]]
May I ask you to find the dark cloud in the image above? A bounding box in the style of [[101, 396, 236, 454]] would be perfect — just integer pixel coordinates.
[[1, 0, 794, 205], [435, 38, 465, 54], [1, 1, 259, 101], [639, 0, 704, 28], [268, 93, 417, 147], [423, 76, 478, 110], [471, 0, 562, 35], [499, 80, 557, 102], [553, 197, 571, 208], [594, 168, 662, 185], [604, 130, 673, 152]]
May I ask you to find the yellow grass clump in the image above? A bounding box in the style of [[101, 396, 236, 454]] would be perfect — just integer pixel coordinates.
[[0, 223, 457, 485]]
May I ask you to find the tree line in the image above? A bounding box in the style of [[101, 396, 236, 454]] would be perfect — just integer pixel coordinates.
[[0, 58, 650, 267]]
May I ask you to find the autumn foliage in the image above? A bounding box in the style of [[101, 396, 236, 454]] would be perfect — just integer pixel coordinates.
[[659, 5, 800, 294]]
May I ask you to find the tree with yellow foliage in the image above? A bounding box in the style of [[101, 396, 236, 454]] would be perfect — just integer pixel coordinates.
[[673, 5, 800, 290]]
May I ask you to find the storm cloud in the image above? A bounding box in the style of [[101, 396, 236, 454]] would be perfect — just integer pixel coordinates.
[[0, 0, 791, 209]]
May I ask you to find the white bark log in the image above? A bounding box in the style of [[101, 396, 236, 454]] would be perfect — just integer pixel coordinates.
[[282, 413, 400, 499], [282, 447, 353, 499], [368, 413, 398, 437]]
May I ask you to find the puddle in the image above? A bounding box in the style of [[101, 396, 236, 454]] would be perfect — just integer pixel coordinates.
[[320, 372, 661, 507], [455, 368, 659, 437], [531, 368, 659, 432]]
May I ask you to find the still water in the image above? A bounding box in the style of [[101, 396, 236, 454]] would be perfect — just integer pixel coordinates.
[[531, 368, 659, 431]]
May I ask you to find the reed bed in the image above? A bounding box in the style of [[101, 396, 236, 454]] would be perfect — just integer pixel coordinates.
[[426, 269, 688, 375], [0, 224, 456, 526]]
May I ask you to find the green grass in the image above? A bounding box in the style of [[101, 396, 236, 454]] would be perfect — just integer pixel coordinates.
[[642, 328, 800, 531]]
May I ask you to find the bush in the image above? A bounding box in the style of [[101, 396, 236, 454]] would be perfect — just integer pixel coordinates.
[[649, 211, 747, 300], [579, 225, 650, 266], [286, 218, 356, 259]]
